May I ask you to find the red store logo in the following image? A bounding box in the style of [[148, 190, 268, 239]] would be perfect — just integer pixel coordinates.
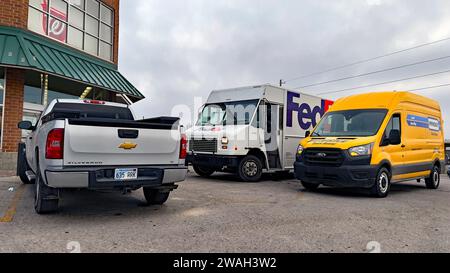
[[41, 1, 67, 42]]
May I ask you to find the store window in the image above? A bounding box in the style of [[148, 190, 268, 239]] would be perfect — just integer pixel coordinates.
[[47, 89, 79, 102], [27, 0, 114, 62], [24, 85, 43, 105]]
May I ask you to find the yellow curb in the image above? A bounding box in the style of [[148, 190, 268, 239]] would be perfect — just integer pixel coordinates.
[[0, 184, 26, 223]]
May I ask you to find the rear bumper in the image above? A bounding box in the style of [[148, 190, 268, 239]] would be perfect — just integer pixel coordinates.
[[294, 161, 378, 188], [44, 165, 187, 189], [186, 153, 241, 169]]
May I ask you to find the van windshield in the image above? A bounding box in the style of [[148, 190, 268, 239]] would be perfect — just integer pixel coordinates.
[[313, 109, 388, 137], [197, 100, 259, 126]]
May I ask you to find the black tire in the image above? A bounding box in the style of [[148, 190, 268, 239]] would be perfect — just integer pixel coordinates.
[[143, 188, 170, 205], [425, 165, 440, 189], [301, 181, 320, 190], [193, 165, 215, 177], [238, 155, 263, 182], [17, 143, 34, 184], [34, 169, 59, 214], [370, 167, 391, 198]]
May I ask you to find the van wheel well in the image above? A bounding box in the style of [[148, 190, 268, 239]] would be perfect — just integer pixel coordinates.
[[379, 162, 392, 177], [434, 160, 441, 172], [247, 149, 267, 169]]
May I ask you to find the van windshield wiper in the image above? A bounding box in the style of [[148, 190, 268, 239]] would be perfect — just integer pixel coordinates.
[[312, 132, 321, 137]]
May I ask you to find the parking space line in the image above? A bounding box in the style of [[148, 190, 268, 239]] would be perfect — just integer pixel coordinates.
[[0, 184, 26, 223]]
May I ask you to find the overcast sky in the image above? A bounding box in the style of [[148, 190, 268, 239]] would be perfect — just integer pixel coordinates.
[[118, 0, 450, 138]]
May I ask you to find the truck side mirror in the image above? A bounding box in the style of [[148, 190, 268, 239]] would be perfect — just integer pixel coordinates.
[[18, 121, 34, 131], [388, 129, 401, 145], [305, 131, 311, 138]]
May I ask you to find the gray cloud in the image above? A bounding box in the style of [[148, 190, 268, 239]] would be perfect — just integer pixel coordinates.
[[118, 0, 450, 138]]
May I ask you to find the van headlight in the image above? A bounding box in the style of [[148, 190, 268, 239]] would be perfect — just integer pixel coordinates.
[[349, 143, 374, 157], [297, 144, 304, 155], [221, 137, 229, 145]]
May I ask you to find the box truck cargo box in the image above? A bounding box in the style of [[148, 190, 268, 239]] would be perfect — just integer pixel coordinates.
[[186, 84, 333, 182]]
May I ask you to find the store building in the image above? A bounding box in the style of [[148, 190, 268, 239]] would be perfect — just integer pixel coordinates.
[[0, 0, 144, 170]]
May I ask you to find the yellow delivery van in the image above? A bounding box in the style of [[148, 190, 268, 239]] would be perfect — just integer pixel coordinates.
[[294, 91, 445, 197]]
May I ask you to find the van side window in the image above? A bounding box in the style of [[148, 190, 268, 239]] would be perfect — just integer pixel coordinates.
[[382, 114, 401, 146]]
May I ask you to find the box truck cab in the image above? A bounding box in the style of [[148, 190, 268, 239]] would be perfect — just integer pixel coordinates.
[[186, 84, 333, 182], [294, 91, 445, 197]]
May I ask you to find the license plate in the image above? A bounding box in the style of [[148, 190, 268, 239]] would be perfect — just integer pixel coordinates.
[[114, 168, 138, 181]]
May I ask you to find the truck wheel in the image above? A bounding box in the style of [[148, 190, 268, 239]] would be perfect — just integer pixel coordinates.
[[17, 143, 33, 184], [34, 171, 59, 214], [143, 188, 170, 205], [425, 165, 440, 189], [238, 155, 263, 182], [193, 165, 215, 177], [301, 181, 320, 190], [370, 167, 391, 198]]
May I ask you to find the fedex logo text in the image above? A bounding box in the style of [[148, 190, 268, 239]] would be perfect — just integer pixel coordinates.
[[286, 91, 333, 130]]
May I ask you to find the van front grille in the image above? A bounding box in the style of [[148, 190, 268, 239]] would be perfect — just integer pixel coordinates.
[[303, 148, 344, 167], [189, 138, 218, 153]]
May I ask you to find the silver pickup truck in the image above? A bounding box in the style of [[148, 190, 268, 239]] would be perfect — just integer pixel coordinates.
[[17, 99, 188, 214]]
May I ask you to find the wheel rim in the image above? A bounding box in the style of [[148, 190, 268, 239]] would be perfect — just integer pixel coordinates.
[[433, 169, 440, 187], [379, 172, 389, 194], [243, 160, 258, 177]]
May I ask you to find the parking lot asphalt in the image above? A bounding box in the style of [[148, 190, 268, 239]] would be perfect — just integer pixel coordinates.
[[0, 170, 450, 253]]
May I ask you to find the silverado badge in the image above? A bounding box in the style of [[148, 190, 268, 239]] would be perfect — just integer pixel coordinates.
[[119, 142, 138, 150]]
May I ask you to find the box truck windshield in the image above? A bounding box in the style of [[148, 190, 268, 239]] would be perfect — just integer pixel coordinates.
[[313, 109, 388, 137], [197, 99, 259, 126]]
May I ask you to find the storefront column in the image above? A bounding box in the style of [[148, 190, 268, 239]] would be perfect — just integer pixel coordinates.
[[1, 68, 24, 153]]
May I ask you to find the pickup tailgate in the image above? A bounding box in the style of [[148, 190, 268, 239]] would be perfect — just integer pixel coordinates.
[[63, 118, 181, 166]]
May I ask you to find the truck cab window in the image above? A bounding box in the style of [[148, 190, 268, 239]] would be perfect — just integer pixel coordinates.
[[266, 102, 272, 134], [253, 101, 266, 129], [255, 105, 261, 128]]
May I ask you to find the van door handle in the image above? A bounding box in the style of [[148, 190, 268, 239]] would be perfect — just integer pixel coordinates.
[[401, 144, 406, 148]]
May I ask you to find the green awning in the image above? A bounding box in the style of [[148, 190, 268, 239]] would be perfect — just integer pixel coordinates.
[[0, 26, 144, 100]]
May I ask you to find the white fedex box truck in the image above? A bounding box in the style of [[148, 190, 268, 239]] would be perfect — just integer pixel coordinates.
[[186, 84, 333, 182]]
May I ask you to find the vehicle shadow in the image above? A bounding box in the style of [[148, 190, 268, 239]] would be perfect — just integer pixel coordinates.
[[303, 182, 428, 198], [189, 171, 296, 184], [53, 189, 172, 219]]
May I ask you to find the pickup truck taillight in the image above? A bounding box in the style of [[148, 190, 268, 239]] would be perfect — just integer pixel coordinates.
[[180, 134, 188, 159], [46, 129, 65, 159]]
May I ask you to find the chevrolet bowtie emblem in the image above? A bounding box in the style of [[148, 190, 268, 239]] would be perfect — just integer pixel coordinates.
[[119, 142, 138, 150]]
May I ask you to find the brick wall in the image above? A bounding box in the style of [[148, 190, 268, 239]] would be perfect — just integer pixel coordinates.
[[2, 68, 25, 153], [0, 0, 28, 29]]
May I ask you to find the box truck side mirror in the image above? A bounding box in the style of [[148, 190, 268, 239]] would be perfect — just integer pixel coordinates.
[[305, 131, 311, 138]]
